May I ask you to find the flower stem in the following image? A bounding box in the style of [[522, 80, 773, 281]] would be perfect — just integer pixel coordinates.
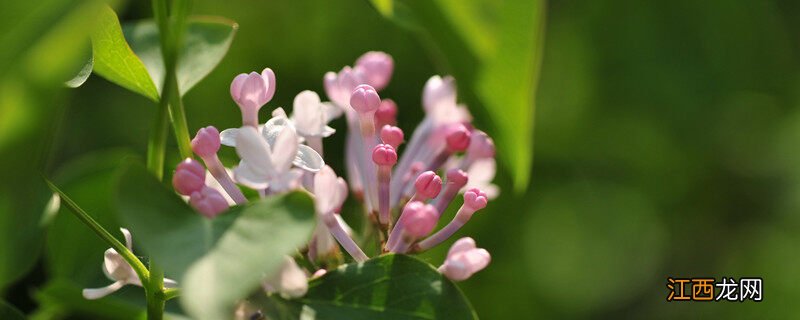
[[146, 264, 166, 320], [44, 179, 150, 285], [147, 99, 170, 180]]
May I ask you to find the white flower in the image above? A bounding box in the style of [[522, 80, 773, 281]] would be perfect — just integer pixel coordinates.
[[290, 90, 341, 138], [83, 229, 177, 300], [219, 108, 324, 172], [233, 126, 302, 192], [262, 256, 308, 299]]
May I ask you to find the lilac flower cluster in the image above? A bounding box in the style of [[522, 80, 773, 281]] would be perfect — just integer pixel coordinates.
[[170, 51, 496, 291]]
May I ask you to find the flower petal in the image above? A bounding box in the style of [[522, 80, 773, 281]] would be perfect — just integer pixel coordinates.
[[120, 228, 132, 250], [272, 126, 299, 172], [313, 166, 339, 213], [234, 126, 274, 177], [219, 128, 240, 147], [293, 91, 325, 136], [294, 145, 324, 172], [322, 102, 343, 122], [83, 281, 126, 300], [233, 161, 270, 190], [447, 237, 477, 257]]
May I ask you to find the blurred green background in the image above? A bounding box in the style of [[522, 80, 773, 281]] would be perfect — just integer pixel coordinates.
[[2, 0, 800, 318]]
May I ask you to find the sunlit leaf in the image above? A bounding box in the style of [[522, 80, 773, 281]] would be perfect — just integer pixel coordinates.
[[259, 254, 477, 320], [123, 16, 238, 96], [91, 5, 160, 101], [115, 162, 315, 320], [65, 55, 94, 88]]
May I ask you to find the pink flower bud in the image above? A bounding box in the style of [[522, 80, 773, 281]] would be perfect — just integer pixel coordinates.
[[191, 126, 221, 157], [372, 144, 397, 166], [190, 186, 229, 218], [445, 124, 471, 153], [439, 237, 491, 281], [468, 130, 495, 159], [355, 51, 394, 91], [414, 171, 443, 199], [374, 99, 398, 127], [172, 159, 205, 195], [423, 75, 456, 113], [230, 69, 275, 126], [446, 168, 469, 187], [463, 188, 488, 211], [402, 201, 438, 238], [350, 84, 381, 114], [380, 125, 404, 148]]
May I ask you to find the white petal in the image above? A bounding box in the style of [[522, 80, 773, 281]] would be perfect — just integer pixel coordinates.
[[272, 127, 299, 172], [263, 256, 309, 299], [294, 145, 324, 172], [313, 166, 339, 213], [293, 91, 325, 136], [233, 162, 270, 190], [163, 278, 179, 288], [321, 102, 343, 122], [467, 158, 496, 183], [269, 169, 303, 193], [120, 228, 132, 250], [83, 281, 126, 300], [262, 113, 296, 146], [220, 128, 240, 147], [234, 126, 274, 177]]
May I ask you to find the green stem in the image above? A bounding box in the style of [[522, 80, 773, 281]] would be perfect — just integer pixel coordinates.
[[163, 288, 180, 301], [146, 264, 166, 320], [44, 179, 150, 284], [147, 99, 170, 180]]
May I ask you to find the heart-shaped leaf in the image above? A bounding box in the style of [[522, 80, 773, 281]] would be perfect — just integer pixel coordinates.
[[91, 5, 160, 101], [123, 16, 238, 97], [259, 254, 478, 320], [115, 161, 315, 320]]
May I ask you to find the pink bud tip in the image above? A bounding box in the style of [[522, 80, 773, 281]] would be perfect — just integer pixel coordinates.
[[445, 124, 471, 153], [372, 144, 398, 166], [414, 171, 443, 199], [172, 159, 205, 196], [190, 186, 229, 218], [230, 71, 271, 111], [355, 51, 394, 91], [468, 131, 495, 158], [380, 125, 404, 148], [446, 168, 469, 187], [191, 126, 221, 157], [375, 99, 398, 127], [350, 84, 381, 114], [463, 188, 488, 211], [440, 237, 491, 281], [402, 201, 438, 238]]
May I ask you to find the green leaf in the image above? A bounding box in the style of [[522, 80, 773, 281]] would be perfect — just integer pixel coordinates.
[[260, 254, 477, 320], [91, 5, 160, 101], [115, 162, 316, 320], [371, 0, 546, 191], [123, 16, 238, 97], [0, 300, 24, 320], [65, 55, 93, 88]]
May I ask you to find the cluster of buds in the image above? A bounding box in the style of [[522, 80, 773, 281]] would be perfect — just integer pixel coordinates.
[[167, 52, 496, 289]]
